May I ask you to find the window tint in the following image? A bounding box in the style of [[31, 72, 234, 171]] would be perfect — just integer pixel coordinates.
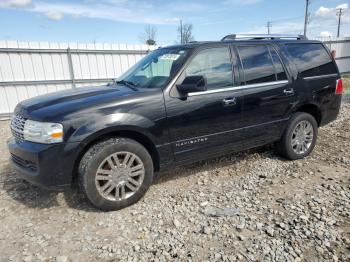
[[185, 47, 233, 90], [238, 45, 276, 84], [285, 44, 337, 77], [270, 48, 288, 81]]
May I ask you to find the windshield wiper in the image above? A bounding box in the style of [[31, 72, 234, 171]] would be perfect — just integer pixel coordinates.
[[115, 80, 138, 91]]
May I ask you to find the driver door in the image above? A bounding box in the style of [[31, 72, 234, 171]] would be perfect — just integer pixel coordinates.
[[164, 46, 245, 163]]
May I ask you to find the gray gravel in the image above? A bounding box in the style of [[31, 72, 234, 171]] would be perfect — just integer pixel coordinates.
[[0, 104, 349, 261]]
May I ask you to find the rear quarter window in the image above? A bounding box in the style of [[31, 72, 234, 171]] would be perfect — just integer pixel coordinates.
[[285, 43, 337, 78]]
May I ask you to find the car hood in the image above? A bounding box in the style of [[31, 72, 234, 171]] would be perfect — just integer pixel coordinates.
[[16, 84, 146, 121]]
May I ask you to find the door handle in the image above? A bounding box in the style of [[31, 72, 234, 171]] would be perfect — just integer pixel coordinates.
[[222, 97, 236, 106], [283, 88, 294, 95]]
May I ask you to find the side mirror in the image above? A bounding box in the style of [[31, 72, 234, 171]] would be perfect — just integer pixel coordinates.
[[177, 75, 207, 94]]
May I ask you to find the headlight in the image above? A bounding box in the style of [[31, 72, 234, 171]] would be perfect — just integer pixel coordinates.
[[23, 120, 64, 144]]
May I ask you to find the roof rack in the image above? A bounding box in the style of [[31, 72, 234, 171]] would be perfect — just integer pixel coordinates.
[[221, 34, 307, 41]]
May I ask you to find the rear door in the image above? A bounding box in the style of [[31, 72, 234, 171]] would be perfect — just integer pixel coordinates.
[[236, 44, 296, 146]]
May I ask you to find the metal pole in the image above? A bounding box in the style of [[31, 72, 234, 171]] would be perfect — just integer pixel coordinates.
[[267, 21, 272, 34], [304, 0, 310, 37], [180, 20, 183, 44], [337, 8, 344, 38], [148, 24, 151, 40], [67, 48, 76, 89]]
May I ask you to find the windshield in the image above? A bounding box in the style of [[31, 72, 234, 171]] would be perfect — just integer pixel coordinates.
[[117, 47, 191, 88]]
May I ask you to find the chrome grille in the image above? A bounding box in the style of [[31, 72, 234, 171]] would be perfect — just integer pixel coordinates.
[[10, 114, 26, 142]]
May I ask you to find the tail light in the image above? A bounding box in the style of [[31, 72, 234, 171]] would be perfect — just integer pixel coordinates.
[[335, 79, 343, 94]]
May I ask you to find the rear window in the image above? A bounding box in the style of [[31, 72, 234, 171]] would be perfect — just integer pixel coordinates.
[[285, 43, 337, 78]]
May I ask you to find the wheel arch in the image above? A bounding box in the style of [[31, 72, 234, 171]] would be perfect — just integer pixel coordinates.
[[294, 103, 322, 126], [72, 127, 160, 185]]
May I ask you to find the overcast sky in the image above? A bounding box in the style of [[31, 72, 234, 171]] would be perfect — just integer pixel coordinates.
[[0, 0, 349, 45]]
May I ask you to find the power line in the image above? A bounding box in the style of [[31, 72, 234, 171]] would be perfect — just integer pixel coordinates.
[[304, 0, 311, 36], [266, 21, 272, 34], [336, 8, 345, 38]]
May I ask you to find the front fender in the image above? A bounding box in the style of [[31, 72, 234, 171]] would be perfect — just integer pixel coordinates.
[[67, 113, 157, 144]]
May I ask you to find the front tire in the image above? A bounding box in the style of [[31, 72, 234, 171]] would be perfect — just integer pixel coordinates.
[[276, 112, 318, 160], [78, 138, 154, 211]]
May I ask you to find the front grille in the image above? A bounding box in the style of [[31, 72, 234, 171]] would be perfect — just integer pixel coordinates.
[[10, 114, 26, 142], [11, 153, 37, 172]]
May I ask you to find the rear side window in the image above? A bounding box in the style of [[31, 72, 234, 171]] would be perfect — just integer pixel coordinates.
[[238, 45, 276, 84], [285, 43, 337, 77], [270, 48, 288, 81]]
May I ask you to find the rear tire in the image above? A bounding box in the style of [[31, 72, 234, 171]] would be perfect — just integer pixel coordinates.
[[275, 112, 318, 160], [78, 138, 154, 211]]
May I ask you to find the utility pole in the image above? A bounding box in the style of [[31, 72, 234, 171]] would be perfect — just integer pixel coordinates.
[[180, 20, 183, 44], [267, 21, 272, 34], [336, 8, 345, 38], [304, 0, 310, 37], [149, 25, 152, 40]]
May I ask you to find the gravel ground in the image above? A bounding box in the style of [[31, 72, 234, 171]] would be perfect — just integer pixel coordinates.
[[344, 77, 350, 95], [0, 103, 349, 262]]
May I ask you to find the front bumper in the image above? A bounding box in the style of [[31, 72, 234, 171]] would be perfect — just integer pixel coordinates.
[[7, 137, 81, 190]]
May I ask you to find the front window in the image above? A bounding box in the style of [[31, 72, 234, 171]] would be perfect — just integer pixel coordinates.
[[184, 47, 233, 90], [118, 47, 190, 88]]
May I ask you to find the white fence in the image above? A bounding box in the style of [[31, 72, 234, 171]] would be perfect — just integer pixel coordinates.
[[0, 40, 155, 117], [0, 39, 349, 118], [323, 39, 350, 75]]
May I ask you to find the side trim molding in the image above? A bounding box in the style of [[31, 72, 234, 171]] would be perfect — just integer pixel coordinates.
[[303, 74, 338, 80], [188, 80, 288, 97]]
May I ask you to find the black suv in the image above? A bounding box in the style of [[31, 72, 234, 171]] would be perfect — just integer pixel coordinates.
[[8, 34, 343, 211]]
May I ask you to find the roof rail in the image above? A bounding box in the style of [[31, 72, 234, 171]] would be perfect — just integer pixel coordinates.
[[221, 34, 307, 41]]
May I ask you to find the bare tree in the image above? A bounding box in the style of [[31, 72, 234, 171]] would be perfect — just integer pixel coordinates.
[[178, 21, 194, 44], [140, 25, 157, 45]]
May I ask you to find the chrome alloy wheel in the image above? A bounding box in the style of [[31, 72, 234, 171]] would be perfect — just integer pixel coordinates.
[[291, 120, 314, 155], [95, 152, 145, 201]]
